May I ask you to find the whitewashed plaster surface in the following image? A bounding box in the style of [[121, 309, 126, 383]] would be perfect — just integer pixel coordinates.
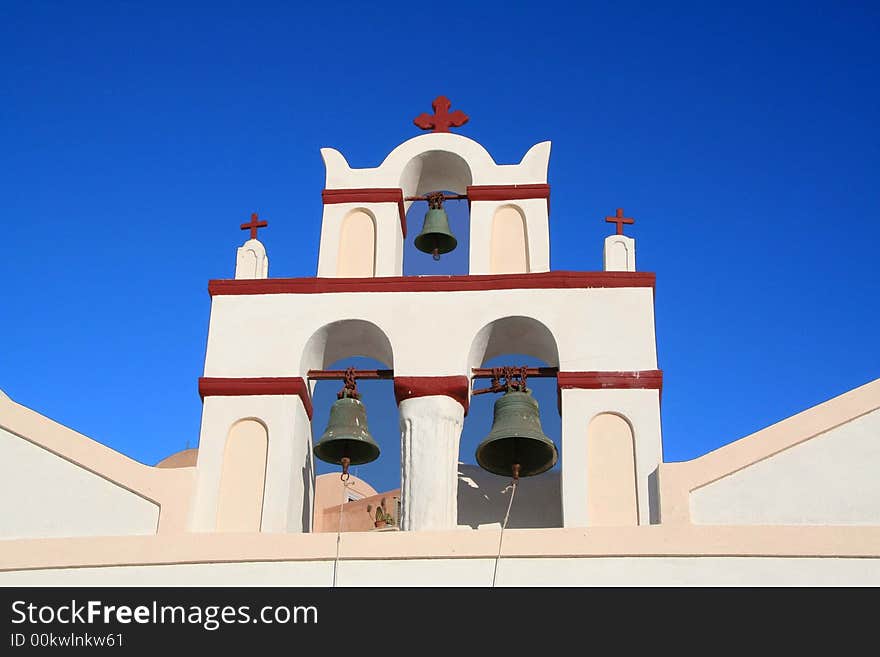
[[4, 556, 879, 586], [0, 427, 159, 539], [691, 408, 880, 525]]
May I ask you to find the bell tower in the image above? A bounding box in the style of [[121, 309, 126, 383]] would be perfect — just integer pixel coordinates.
[[191, 97, 663, 534]]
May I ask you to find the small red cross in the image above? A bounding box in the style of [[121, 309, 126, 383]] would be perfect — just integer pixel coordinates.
[[605, 208, 634, 235], [413, 96, 469, 133], [240, 213, 268, 239]]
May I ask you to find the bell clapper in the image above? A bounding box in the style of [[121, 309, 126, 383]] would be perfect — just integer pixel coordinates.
[[340, 456, 351, 481], [512, 463, 521, 482], [432, 247, 440, 261]]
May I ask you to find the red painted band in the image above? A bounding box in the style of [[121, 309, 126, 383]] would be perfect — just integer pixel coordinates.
[[394, 376, 471, 415], [557, 370, 663, 390], [466, 184, 550, 201], [198, 377, 314, 420], [556, 370, 663, 414], [209, 271, 655, 296], [322, 188, 407, 238]]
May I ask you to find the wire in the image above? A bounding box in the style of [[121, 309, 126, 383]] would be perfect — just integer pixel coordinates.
[[491, 478, 518, 587], [332, 473, 351, 587]]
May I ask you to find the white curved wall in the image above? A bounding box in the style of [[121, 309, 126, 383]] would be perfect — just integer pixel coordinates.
[[691, 408, 880, 525], [0, 427, 159, 539]]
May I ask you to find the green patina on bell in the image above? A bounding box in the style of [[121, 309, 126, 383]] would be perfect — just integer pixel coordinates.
[[475, 389, 558, 477], [314, 394, 380, 466], [414, 201, 457, 260]]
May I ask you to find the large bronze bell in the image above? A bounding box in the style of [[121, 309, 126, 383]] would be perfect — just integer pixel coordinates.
[[314, 394, 380, 467], [414, 195, 457, 260], [475, 389, 558, 477]]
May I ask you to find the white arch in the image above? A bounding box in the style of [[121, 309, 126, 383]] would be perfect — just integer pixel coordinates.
[[300, 319, 394, 374], [467, 315, 560, 372], [321, 133, 551, 193]]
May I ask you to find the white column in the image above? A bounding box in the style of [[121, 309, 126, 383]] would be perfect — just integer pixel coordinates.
[[399, 395, 465, 531]]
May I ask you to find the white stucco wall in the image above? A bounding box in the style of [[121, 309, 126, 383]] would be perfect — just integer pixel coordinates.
[[0, 427, 159, 539], [690, 408, 880, 525], [318, 133, 551, 277], [457, 464, 562, 529], [560, 389, 662, 528], [203, 287, 658, 378], [3, 556, 879, 586], [190, 395, 313, 534]]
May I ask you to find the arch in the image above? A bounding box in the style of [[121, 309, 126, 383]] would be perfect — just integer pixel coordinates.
[[216, 418, 268, 532], [337, 208, 376, 277], [300, 319, 394, 374], [467, 315, 560, 372], [490, 204, 529, 274], [586, 412, 638, 526], [399, 150, 474, 198]]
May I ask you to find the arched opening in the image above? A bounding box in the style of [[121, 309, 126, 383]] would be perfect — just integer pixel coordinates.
[[216, 419, 268, 532], [490, 205, 529, 274], [403, 192, 470, 276], [458, 316, 562, 529], [301, 320, 400, 530], [310, 356, 400, 528], [300, 319, 393, 374], [400, 150, 473, 277], [586, 413, 638, 526], [337, 209, 376, 277]]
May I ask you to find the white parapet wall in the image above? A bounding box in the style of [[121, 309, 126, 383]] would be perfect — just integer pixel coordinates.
[[0, 427, 159, 539], [690, 407, 880, 525]]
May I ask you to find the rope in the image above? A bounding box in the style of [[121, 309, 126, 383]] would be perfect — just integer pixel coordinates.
[[491, 478, 518, 587], [332, 472, 351, 587]]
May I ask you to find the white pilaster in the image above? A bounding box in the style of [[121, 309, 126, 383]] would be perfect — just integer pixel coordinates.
[[603, 234, 636, 272], [235, 239, 269, 279], [399, 395, 465, 531], [190, 394, 314, 533], [560, 388, 662, 527]]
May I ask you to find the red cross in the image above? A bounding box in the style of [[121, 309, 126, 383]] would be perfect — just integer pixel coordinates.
[[605, 208, 634, 235], [413, 96, 469, 133], [240, 213, 268, 239]]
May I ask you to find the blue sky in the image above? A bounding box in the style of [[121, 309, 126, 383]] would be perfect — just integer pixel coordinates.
[[2, 2, 878, 493]]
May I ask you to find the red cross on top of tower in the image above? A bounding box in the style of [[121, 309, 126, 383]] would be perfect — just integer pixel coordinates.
[[605, 208, 634, 236], [240, 213, 268, 239], [413, 96, 469, 133]]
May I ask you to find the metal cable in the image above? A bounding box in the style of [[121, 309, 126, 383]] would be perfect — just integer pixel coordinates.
[[491, 479, 518, 587]]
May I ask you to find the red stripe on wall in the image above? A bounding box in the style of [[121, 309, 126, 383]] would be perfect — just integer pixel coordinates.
[[209, 271, 655, 296], [394, 376, 471, 415], [322, 188, 407, 237], [466, 183, 550, 201], [198, 377, 314, 420]]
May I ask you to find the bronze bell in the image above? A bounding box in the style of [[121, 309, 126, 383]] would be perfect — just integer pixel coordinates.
[[475, 389, 558, 477], [414, 193, 457, 260], [314, 394, 380, 467]]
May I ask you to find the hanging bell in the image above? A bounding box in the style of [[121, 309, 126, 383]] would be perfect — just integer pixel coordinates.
[[314, 394, 380, 467], [475, 389, 558, 478], [414, 194, 457, 260]]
